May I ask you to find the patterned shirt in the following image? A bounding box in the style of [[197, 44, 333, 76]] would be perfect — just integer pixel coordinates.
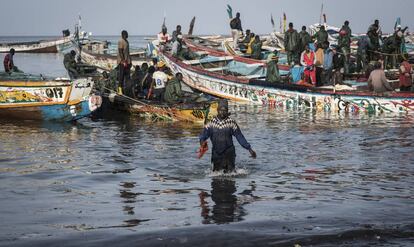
[[200, 117, 251, 155]]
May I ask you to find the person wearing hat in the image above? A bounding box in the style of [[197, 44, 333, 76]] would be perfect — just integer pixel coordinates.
[[199, 99, 256, 173], [149, 61, 169, 100], [157, 25, 171, 45], [266, 50, 281, 83]]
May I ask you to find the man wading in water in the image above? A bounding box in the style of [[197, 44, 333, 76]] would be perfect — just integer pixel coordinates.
[[199, 100, 256, 173]]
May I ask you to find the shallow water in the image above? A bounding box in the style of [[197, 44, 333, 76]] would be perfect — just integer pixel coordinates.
[[1, 107, 414, 246], [1, 36, 414, 246]]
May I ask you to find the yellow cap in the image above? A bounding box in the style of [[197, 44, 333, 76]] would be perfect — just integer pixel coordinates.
[[157, 61, 166, 68]]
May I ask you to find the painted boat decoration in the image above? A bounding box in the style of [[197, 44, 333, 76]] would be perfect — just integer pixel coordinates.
[[0, 73, 102, 121], [159, 48, 414, 114], [100, 93, 217, 124]]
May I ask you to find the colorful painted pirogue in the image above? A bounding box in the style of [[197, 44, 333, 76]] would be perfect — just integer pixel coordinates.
[[101, 93, 217, 124], [158, 45, 414, 114], [0, 73, 101, 121]]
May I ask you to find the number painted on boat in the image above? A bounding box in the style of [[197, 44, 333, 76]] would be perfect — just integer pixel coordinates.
[[46, 88, 64, 99]]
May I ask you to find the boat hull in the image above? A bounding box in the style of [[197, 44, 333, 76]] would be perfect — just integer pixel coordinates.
[[0, 37, 72, 53], [160, 52, 414, 114], [101, 94, 217, 124], [0, 78, 101, 121]]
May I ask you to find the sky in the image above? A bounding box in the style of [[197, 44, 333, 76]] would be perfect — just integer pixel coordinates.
[[0, 0, 413, 36]]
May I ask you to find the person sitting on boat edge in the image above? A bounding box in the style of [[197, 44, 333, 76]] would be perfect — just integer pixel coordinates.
[[3, 48, 19, 73], [238, 29, 251, 52], [300, 44, 317, 85], [199, 99, 256, 173], [251, 35, 262, 60], [157, 25, 171, 46], [63, 50, 79, 79], [399, 56, 413, 92], [172, 35, 199, 60], [367, 62, 394, 93], [289, 59, 304, 84], [266, 50, 281, 83], [164, 72, 184, 103]]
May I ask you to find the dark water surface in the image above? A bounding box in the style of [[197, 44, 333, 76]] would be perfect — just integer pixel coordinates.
[[1, 106, 414, 246]]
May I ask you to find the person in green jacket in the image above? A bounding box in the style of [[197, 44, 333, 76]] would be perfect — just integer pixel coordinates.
[[338, 20, 352, 74], [313, 25, 328, 48], [251, 35, 262, 60], [299, 26, 312, 55], [164, 72, 184, 103], [284, 22, 300, 65], [266, 50, 281, 83], [63, 50, 79, 79]]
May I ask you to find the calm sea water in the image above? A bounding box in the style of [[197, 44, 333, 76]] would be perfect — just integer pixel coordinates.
[[0, 36, 414, 246]]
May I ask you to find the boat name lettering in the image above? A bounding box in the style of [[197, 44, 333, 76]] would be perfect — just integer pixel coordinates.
[[46, 88, 64, 99]]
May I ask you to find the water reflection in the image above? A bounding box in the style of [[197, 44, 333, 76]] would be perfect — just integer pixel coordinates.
[[200, 178, 251, 224]]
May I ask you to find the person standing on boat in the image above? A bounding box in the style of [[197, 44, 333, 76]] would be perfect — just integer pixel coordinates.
[[171, 25, 182, 43], [314, 43, 325, 86], [117, 30, 132, 95], [299, 26, 312, 55], [199, 99, 256, 173], [399, 57, 413, 92], [3, 48, 15, 73], [367, 20, 381, 61], [356, 36, 369, 73], [284, 23, 300, 65], [368, 62, 394, 93], [300, 44, 317, 85], [164, 72, 184, 103], [266, 50, 281, 83], [313, 25, 328, 49], [230, 12, 243, 50], [322, 41, 334, 85], [332, 45, 345, 85], [63, 50, 79, 79], [338, 21, 352, 74]]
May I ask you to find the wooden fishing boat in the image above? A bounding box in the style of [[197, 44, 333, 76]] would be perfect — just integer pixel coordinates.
[[99, 93, 217, 124], [184, 36, 290, 70], [78, 48, 150, 71], [0, 73, 102, 121], [158, 47, 414, 114], [0, 36, 75, 53]]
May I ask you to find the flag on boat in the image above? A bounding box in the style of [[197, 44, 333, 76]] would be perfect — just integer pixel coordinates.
[[227, 4, 233, 19], [271, 14, 275, 30]]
